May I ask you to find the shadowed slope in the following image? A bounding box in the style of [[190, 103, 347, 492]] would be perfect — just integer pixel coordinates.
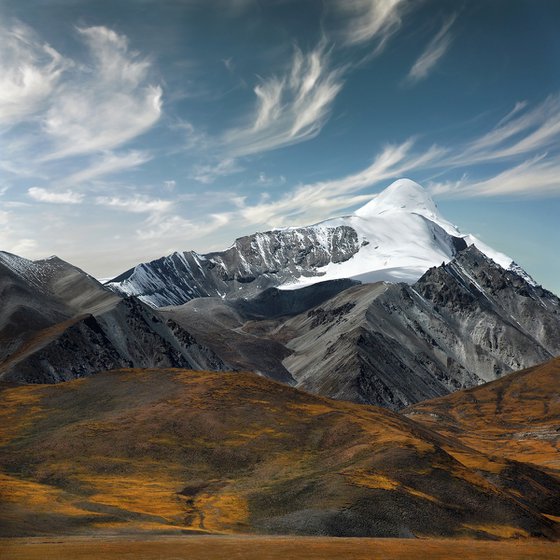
[[0, 369, 559, 539], [0, 252, 225, 383]]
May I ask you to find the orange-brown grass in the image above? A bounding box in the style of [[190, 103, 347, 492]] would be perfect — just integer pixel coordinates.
[[1, 368, 559, 539], [1, 536, 560, 560], [406, 357, 560, 475]]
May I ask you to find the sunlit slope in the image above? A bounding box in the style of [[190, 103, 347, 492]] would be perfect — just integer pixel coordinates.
[[0, 369, 558, 539], [406, 357, 560, 475]]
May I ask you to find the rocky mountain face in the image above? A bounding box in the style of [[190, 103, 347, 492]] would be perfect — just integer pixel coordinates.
[[107, 179, 514, 308], [163, 246, 560, 410], [107, 225, 365, 307], [0, 252, 225, 383]]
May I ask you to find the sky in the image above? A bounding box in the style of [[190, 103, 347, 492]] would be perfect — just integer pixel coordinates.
[[0, 0, 559, 293]]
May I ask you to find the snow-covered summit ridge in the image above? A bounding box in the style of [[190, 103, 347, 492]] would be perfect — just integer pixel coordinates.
[[281, 178, 525, 289], [105, 178, 536, 306], [354, 178, 440, 221]]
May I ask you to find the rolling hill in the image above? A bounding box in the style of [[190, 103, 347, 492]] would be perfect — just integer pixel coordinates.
[[1, 368, 559, 539]]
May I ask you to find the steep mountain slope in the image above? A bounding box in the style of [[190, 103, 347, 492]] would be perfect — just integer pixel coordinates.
[[0, 252, 224, 383], [0, 252, 119, 364], [107, 179, 522, 308], [159, 279, 358, 383], [1, 368, 559, 539], [163, 246, 560, 409], [405, 357, 560, 476]]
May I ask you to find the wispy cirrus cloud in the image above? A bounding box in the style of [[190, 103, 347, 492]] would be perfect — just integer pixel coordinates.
[[333, 0, 409, 52], [137, 212, 230, 242], [95, 194, 173, 214], [222, 41, 344, 157], [0, 21, 70, 128], [61, 151, 152, 187], [214, 94, 560, 226], [425, 96, 560, 198], [407, 14, 456, 83], [428, 154, 560, 199], [27, 186, 83, 204], [0, 20, 161, 196], [192, 157, 243, 184], [42, 26, 162, 161], [457, 94, 560, 163], [214, 140, 445, 227]]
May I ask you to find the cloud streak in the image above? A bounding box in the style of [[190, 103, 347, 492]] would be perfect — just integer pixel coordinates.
[[95, 194, 173, 214], [222, 42, 344, 157], [0, 21, 70, 127], [192, 158, 243, 184], [334, 0, 409, 52], [27, 187, 83, 204], [407, 15, 456, 83], [458, 94, 560, 163], [42, 26, 162, 160]]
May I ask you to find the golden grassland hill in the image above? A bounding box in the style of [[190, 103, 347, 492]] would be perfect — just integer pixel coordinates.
[[0, 368, 559, 539], [405, 356, 560, 478]]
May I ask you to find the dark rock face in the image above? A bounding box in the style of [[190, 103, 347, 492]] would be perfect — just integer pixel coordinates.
[[0, 252, 225, 384], [107, 226, 363, 307], [164, 247, 560, 410], [285, 248, 560, 409]]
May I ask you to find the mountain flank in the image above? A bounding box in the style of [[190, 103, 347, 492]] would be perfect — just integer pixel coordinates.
[[162, 246, 560, 409], [0, 252, 224, 383]]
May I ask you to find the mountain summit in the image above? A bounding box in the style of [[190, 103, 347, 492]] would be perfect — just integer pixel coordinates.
[[355, 178, 440, 220], [107, 179, 523, 307]]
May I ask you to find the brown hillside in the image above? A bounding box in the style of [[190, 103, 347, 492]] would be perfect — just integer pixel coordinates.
[[405, 357, 560, 476], [0, 369, 559, 539]]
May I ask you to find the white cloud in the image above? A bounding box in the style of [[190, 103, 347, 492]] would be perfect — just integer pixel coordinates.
[[192, 158, 243, 184], [428, 154, 560, 198], [137, 212, 229, 241], [95, 194, 173, 214], [0, 21, 161, 195], [0, 21, 70, 127], [27, 187, 83, 204], [407, 15, 456, 83], [256, 172, 286, 186], [459, 94, 560, 163], [42, 26, 162, 160], [495, 100, 528, 127], [334, 0, 409, 52], [224, 140, 445, 227], [61, 150, 152, 186], [222, 41, 344, 157]]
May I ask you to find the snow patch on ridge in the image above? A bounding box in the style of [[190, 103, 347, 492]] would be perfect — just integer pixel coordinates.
[[280, 178, 526, 290]]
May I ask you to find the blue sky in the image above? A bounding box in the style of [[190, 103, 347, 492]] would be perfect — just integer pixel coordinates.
[[1, 0, 559, 293]]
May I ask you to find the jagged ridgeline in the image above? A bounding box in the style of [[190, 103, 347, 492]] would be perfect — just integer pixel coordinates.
[[1, 180, 559, 411], [107, 179, 513, 307]]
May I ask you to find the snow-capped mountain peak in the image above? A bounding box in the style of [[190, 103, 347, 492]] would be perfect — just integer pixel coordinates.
[[106, 179, 531, 307], [354, 178, 440, 221]]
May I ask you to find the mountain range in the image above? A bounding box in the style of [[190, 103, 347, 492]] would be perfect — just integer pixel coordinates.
[[0, 251, 224, 383], [0, 178, 559, 540], [1, 180, 558, 411], [106, 179, 526, 307]]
